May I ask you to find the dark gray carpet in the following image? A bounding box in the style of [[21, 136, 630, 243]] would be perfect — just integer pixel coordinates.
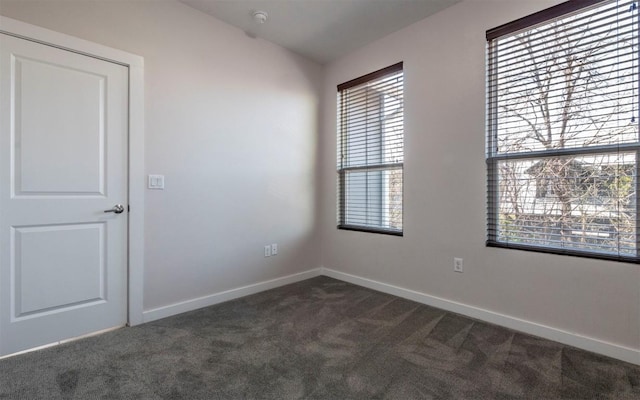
[[0, 276, 638, 399]]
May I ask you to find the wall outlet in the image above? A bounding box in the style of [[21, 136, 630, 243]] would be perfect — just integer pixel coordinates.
[[264, 245, 271, 257], [271, 243, 278, 255], [454, 257, 463, 273]]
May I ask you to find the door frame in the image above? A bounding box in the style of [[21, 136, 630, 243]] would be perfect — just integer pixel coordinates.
[[0, 16, 145, 326]]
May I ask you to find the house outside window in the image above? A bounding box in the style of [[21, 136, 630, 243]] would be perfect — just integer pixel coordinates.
[[486, 0, 639, 261], [337, 63, 404, 235]]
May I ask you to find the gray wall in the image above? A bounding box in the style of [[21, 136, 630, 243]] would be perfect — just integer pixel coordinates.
[[319, 0, 640, 352], [0, 0, 323, 311]]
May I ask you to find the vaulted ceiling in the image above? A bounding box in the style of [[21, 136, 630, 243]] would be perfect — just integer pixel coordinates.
[[180, 0, 461, 64]]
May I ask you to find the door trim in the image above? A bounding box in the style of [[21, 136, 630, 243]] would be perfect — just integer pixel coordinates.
[[0, 16, 145, 326]]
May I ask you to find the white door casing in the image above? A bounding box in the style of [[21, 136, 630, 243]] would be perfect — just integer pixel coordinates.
[[0, 16, 145, 357]]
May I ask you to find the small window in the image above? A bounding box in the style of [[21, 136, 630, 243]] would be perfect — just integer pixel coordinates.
[[486, 0, 639, 262], [337, 63, 404, 235]]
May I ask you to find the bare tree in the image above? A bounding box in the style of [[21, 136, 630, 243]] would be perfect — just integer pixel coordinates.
[[495, 5, 638, 253]]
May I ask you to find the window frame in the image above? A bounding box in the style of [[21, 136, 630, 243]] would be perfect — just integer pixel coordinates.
[[337, 62, 404, 236], [485, 0, 640, 263]]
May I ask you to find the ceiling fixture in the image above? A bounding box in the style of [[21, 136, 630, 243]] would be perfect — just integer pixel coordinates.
[[252, 11, 268, 24]]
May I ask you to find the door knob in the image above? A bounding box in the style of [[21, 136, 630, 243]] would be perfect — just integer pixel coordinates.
[[104, 204, 125, 214]]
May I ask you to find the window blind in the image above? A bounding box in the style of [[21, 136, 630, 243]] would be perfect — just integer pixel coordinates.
[[486, 0, 640, 262], [337, 62, 404, 235]]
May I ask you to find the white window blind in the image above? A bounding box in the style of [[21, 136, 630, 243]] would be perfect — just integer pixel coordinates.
[[337, 62, 404, 235], [486, 0, 639, 262]]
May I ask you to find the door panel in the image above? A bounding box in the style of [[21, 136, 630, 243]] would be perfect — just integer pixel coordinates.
[[0, 34, 128, 356], [15, 55, 106, 195], [13, 223, 105, 317]]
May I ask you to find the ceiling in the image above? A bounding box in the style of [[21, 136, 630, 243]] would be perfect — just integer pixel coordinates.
[[179, 0, 461, 64]]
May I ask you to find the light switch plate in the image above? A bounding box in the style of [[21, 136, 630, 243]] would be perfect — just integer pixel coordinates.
[[148, 174, 165, 189]]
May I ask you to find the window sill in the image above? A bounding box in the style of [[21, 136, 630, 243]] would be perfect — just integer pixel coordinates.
[[486, 240, 640, 264], [338, 225, 403, 237]]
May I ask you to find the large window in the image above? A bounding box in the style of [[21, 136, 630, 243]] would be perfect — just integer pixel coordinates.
[[337, 63, 404, 235], [486, 0, 639, 262]]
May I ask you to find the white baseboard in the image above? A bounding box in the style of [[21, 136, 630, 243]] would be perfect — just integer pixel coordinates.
[[142, 268, 322, 323], [141, 265, 638, 365], [321, 267, 640, 366]]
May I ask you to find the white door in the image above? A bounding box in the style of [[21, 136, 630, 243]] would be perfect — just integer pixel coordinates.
[[0, 34, 128, 356]]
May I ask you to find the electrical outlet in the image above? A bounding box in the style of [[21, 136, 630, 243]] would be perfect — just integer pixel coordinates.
[[271, 243, 278, 255], [454, 257, 463, 273], [264, 245, 271, 257]]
